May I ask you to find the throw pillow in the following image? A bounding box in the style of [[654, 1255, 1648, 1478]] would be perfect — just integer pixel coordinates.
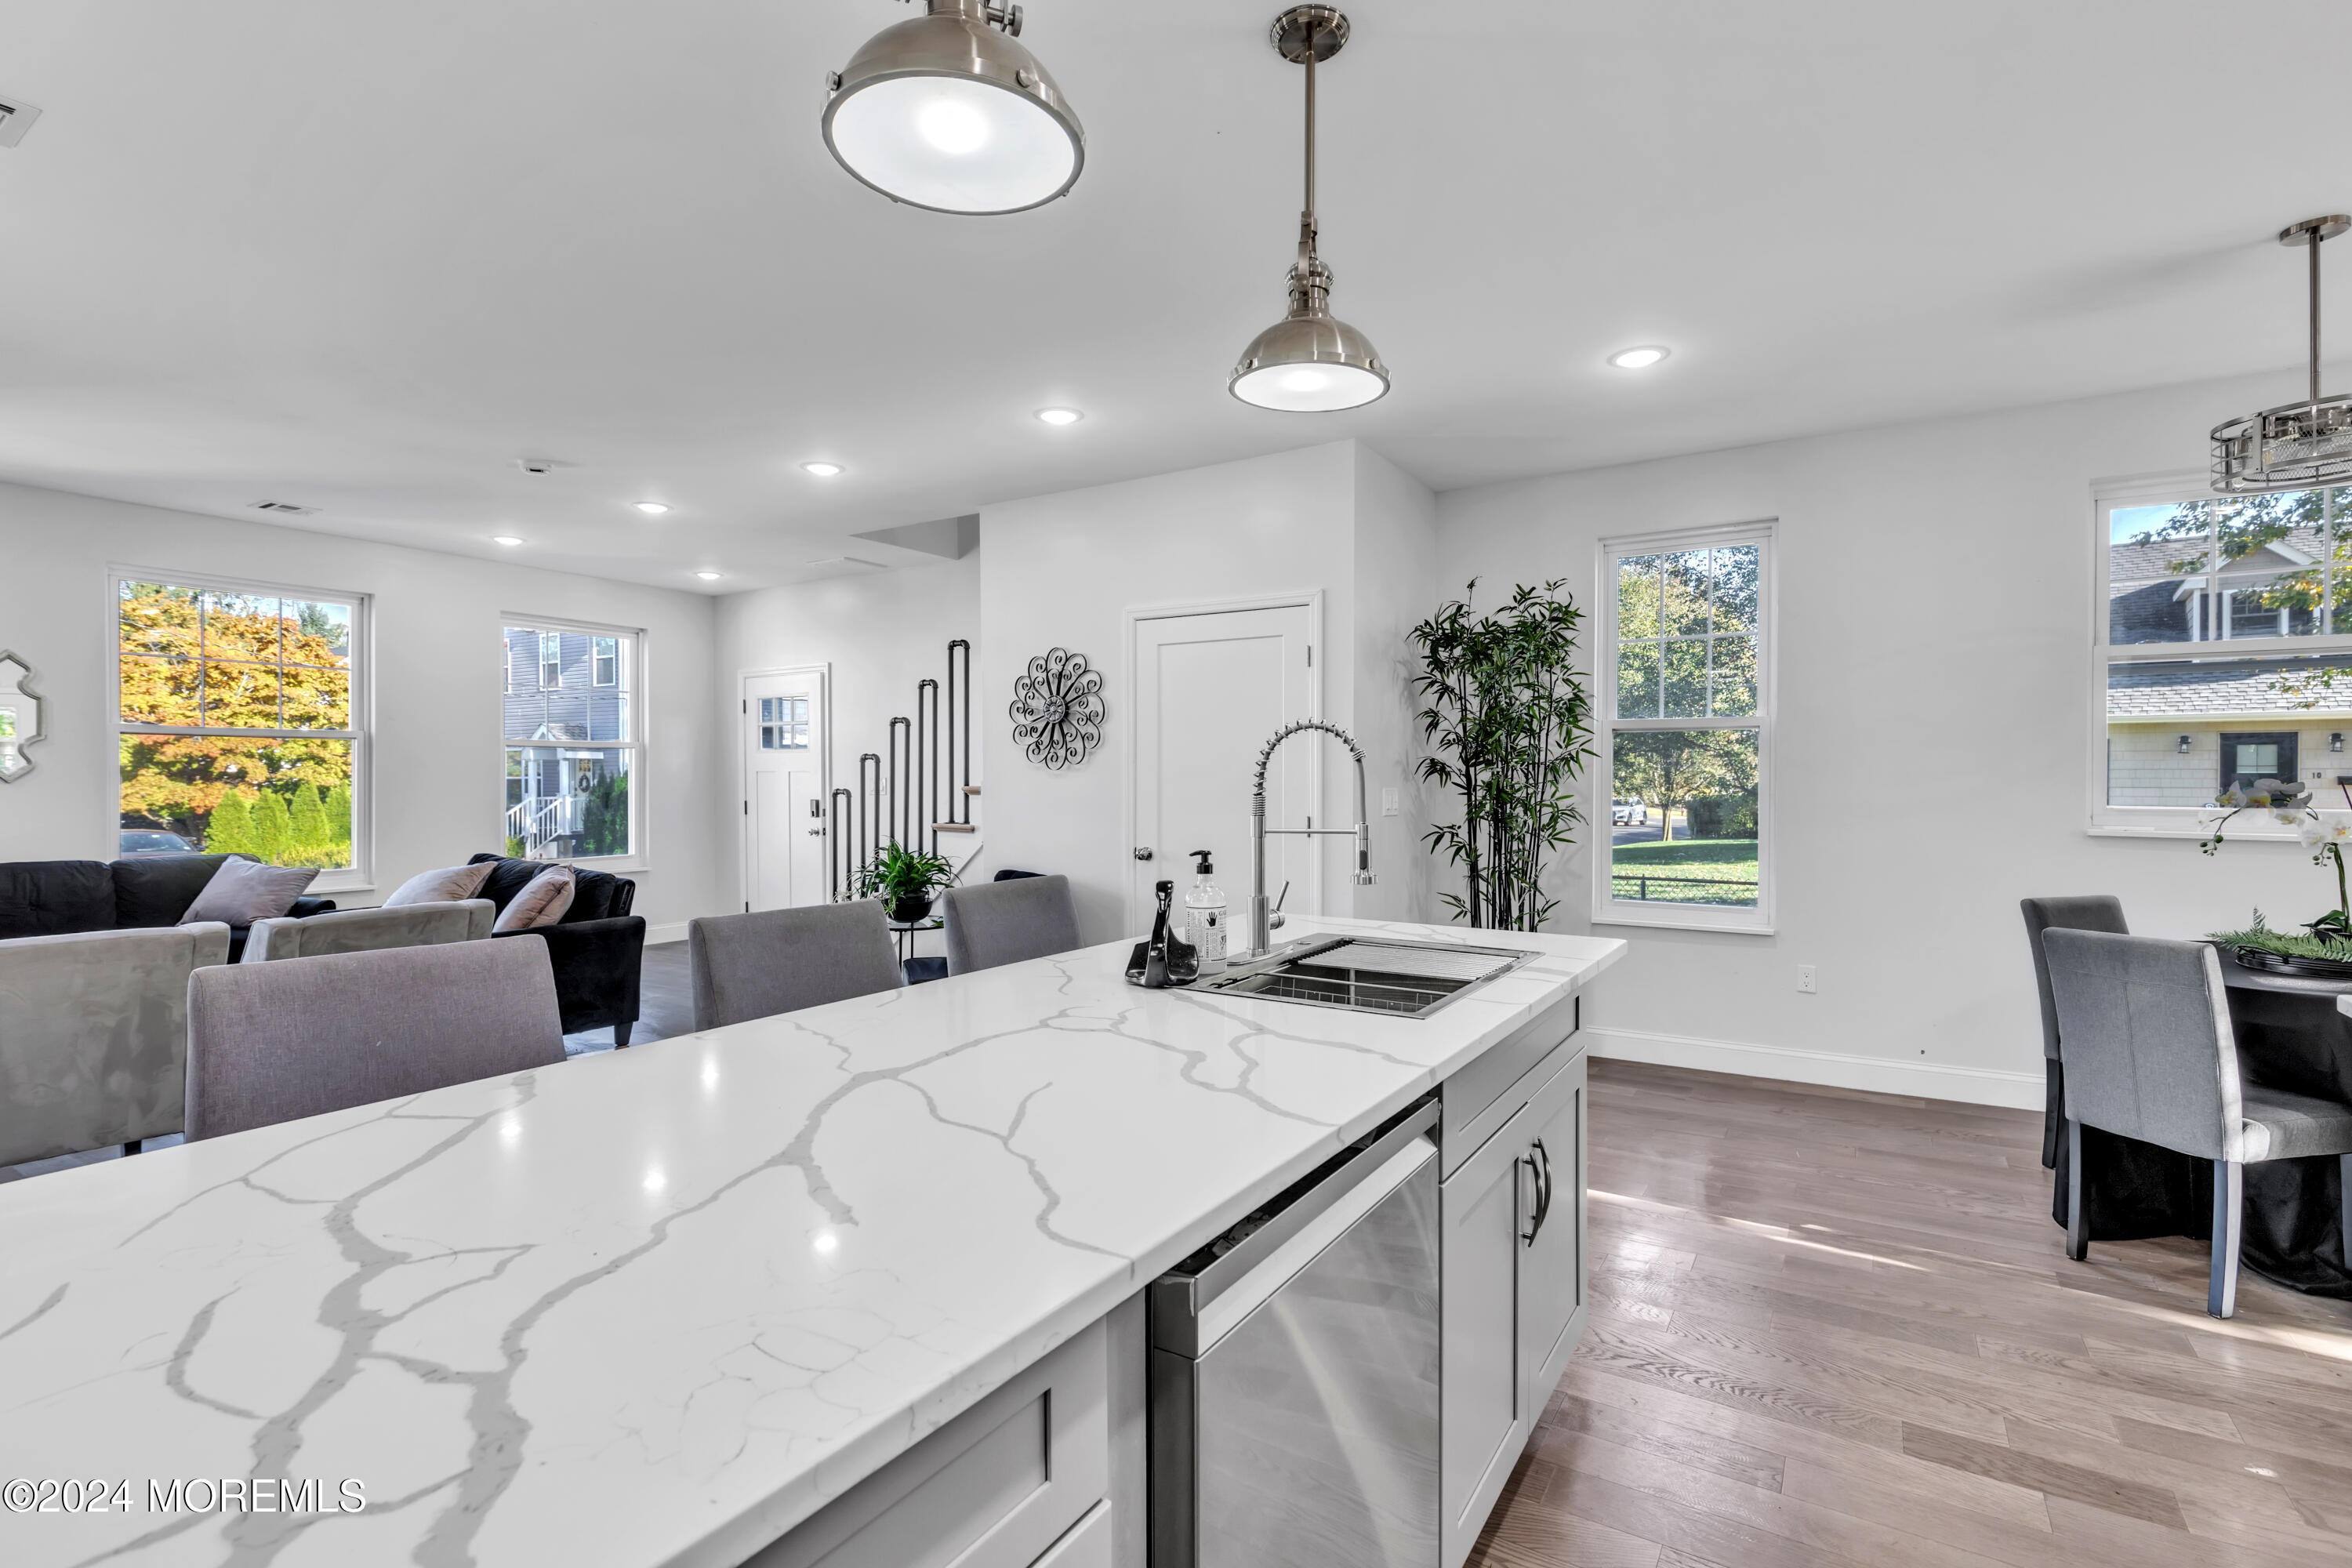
[[493, 865, 576, 932], [383, 862, 496, 908], [180, 858, 321, 927]]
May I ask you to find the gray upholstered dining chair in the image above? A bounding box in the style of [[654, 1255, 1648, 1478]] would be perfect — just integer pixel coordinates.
[[688, 902, 904, 1031], [2041, 928, 2352, 1318], [240, 899, 494, 962], [2020, 896, 2130, 1168], [0, 923, 230, 1165], [942, 873, 1082, 977], [185, 938, 564, 1140]]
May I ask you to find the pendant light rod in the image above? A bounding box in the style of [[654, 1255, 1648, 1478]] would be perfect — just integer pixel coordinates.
[[1298, 18, 1317, 220], [2312, 223, 2323, 406]]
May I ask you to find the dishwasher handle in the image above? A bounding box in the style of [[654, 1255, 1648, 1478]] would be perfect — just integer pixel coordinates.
[[1151, 1098, 1439, 1358]]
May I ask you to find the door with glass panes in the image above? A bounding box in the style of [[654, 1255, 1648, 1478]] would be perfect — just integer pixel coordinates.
[[743, 669, 828, 911]]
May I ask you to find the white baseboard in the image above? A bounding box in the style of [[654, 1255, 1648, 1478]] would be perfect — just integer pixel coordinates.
[[645, 921, 688, 946], [1585, 1025, 2044, 1111]]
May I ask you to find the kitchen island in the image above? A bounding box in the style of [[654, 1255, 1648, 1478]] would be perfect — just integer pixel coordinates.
[[0, 916, 1621, 1566]]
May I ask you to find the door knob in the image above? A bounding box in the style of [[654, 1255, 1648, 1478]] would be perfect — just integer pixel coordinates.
[[1133, 847, 1154, 861]]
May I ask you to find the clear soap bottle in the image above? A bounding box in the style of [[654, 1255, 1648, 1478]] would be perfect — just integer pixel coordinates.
[[1185, 850, 1227, 976]]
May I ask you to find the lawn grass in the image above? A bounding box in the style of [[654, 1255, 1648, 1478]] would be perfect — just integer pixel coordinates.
[[1611, 837, 1759, 906]]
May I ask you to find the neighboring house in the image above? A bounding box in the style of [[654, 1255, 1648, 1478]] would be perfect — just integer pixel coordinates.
[[2107, 530, 2325, 644], [503, 628, 631, 857], [2108, 653, 2352, 807]]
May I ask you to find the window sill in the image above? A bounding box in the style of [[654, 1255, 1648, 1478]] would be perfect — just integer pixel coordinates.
[[313, 873, 372, 897], [2085, 823, 2296, 843], [1592, 911, 1775, 936]]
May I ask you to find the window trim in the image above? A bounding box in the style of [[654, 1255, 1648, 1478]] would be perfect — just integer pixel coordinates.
[[1593, 520, 1777, 935], [109, 564, 373, 895], [2088, 476, 2352, 840], [502, 613, 647, 872]]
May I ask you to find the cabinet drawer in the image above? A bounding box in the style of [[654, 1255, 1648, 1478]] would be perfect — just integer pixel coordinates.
[[746, 1320, 1109, 1568], [1442, 993, 1578, 1178]]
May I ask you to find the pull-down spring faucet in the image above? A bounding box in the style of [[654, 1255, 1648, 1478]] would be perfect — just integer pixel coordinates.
[[1247, 720, 1376, 958]]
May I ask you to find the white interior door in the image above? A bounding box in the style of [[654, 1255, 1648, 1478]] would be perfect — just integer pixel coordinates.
[[1130, 604, 1315, 937], [743, 668, 828, 913]]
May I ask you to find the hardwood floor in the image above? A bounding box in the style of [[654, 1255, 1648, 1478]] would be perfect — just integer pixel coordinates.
[[1467, 1058, 2352, 1568]]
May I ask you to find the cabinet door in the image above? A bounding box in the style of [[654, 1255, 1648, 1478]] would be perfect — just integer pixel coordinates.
[[1438, 1104, 1532, 1568], [1516, 1051, 1587, 1421]]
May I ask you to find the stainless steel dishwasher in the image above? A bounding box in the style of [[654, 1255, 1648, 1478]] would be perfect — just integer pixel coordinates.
[[1149, 1098, 1440, 1568]]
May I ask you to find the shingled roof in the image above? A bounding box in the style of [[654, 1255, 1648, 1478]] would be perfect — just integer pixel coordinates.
[[2109, 655, 2352, 717]]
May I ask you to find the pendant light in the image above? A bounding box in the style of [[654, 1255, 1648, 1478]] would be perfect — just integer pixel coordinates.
[[2212, 215, 2352, 493], [823, 1, 1084, 216], [1230, 6, 1388, 412]]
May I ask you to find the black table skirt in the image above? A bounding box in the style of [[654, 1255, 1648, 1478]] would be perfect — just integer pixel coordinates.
[[2049, 971, 2352, 1299]]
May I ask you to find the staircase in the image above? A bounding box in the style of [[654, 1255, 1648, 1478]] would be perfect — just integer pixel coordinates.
[[829, 640, 985, 898]]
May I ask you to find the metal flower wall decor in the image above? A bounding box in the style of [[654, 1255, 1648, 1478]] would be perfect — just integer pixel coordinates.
[[1008, 648, 1106, 769]]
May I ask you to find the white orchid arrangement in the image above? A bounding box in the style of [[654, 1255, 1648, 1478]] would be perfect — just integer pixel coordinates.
[[2200, 776, 2352, 939]]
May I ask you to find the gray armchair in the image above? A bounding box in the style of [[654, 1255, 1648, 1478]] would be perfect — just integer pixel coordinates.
[[2020, 896, 2129, 1167], [0, 923, 229, 1166], [186, 938, 565, 1141], [688, 902, 903, 1031], [2042, 928, 2352, 1317], [241, 899, 494, 961], [942, 874, 1081, 976]]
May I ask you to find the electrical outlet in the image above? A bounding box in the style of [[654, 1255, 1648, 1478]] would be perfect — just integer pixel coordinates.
[[1381, 787, 1399, 818], [1796, 964, 1817, 994]]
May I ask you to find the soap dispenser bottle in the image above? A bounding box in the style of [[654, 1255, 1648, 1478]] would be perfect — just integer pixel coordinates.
[[1184, 851, 1227, 975]]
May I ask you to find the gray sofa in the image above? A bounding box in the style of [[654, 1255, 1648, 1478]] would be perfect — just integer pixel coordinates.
[[241, 900, 493, 961], [0, 924, 229, 1166]]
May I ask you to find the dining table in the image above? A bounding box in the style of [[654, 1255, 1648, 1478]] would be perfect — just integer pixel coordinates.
[[2053, 953, 2352, 1297]]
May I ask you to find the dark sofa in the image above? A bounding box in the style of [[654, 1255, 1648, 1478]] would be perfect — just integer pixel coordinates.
[[0, 854, 337, 961], [466, 855, 644, 1045]]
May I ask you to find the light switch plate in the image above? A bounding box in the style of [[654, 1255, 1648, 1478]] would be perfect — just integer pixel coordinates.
[[1381, 787, 1399, 817]]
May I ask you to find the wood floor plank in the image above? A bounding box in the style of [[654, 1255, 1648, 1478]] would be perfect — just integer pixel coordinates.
[[1469, 1059, 2352, 1568]]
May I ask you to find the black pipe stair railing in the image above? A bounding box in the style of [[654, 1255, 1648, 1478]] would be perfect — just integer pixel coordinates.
[[827, 640, 980, 901]]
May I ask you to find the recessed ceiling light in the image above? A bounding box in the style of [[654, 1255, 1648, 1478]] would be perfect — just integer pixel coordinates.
[[493, 535, 524, 546], [1036, 408, 1084, 426], [696, 570, 724, 581], [1608, 346, 1670, 370], [801, 462, 845, 478], [634, 501, 670, 515]]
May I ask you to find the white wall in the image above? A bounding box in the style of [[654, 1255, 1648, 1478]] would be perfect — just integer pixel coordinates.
[[712, 555, 985, 897], [1438, 365, 2352, 1107], [0, 481, 729, 934], [980, 444, 1363, 945], [1350, 444, 1442, 924]]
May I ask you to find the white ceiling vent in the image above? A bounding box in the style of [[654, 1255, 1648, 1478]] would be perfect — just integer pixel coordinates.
[[0, 96, 42, 149], [249, 499, 319, 516]]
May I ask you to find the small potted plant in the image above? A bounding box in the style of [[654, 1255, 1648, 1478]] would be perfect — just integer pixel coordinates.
[[854, 841, 957, 924]]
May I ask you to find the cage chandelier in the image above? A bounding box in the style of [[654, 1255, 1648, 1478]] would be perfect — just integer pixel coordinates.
[[1229, 6, 1389, 412], [2212, 214, 2352, 494]]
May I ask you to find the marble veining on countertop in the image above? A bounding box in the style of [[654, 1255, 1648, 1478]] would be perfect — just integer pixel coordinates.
[[0, 917, 1621, 1566]]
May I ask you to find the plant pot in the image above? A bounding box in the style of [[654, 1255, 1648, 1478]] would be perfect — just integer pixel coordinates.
[[887, 893, 935, 924]]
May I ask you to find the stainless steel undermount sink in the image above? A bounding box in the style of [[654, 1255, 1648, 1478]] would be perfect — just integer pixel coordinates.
[[1199, 935, 1537, 1018]]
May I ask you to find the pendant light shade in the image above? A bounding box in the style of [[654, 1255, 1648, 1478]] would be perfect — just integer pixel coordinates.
[[823, 0, 1084, 216], [1230, 6, 1388, 412], [2212, 215, 2352, 494]]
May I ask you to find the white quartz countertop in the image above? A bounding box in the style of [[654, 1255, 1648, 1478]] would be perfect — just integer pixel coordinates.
[[0, 917, 1621, 1567]]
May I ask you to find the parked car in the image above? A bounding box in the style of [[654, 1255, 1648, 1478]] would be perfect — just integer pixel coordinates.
[[118, 829, 196, 857], [1610, 800, 1648, 827]]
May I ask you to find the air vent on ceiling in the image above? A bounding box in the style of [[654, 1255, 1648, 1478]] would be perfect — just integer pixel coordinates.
[[0, 96, 43, 149], [250, 499, 319, 516]]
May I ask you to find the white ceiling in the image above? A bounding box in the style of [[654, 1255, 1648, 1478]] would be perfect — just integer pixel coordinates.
[[2, 0, 2350, 592]]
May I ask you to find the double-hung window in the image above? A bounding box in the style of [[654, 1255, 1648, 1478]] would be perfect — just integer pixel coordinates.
[[114, 572, 368, 889], [503, 621, 641, 863], [1597, 523, 1773, 931], [2094, 482, 2352, 834]]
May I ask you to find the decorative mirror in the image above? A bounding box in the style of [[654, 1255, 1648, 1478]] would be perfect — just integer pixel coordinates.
[[0, 652, 44, 782], [1008, 648, 1106, 769]]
